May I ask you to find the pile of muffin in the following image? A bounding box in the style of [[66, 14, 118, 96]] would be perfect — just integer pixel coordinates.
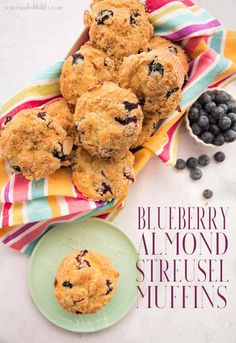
[[0, 0, 189, 201]]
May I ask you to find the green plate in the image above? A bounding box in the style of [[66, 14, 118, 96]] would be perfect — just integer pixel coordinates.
[[28, 218, 138, 333]]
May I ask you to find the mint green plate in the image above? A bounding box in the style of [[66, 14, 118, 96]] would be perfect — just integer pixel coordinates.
[[28, 218, 138, 333]]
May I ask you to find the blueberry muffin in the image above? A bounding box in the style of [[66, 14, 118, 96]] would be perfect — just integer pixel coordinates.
[[72, 147, 135, 201], [149, 36, 189, 84], [0, 109, 72, 180], [119, 50, 182, 119], [60, 43, 116, 105], [54, 249, 119, 314], [74, 82, 143, 160], [84, 0, 153, 59]]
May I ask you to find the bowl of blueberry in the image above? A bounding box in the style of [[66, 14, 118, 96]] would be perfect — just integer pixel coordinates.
[[186, 88, 236, 146]]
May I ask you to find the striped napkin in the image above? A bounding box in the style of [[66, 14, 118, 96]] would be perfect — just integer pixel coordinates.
[[1, 0, 236, 254]]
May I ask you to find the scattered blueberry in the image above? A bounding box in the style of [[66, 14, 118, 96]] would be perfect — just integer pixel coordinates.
[[175, 158, 186, 170], [96, 9, 113, 25], [227, 101, 236, 112], [198, 154, 210, 167], [203, 189, 213, 199], [224, 129, 236, 142], [62, 281, 73, 288], [214, 151, 225, 162], [200, 131, 214, 144], [149, 60, 164, 76], [190, 168, 202, 180], [186, 157, 198, 169], [218, 116, 232, 131]]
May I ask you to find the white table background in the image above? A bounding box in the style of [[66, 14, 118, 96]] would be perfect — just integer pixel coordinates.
[[1, 1, 236, 342]]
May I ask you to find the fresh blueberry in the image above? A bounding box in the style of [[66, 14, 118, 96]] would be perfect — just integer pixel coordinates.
[[199, 93, 212, 105], [198, 154, 210, 167], [231, 123, 236, 132], [209, 124, 220, 136], [226, 101, 236, 113], [175, 159, 186, 170], [190, 168, 202, 180], [214, 134, 225, 146], [130, 11, 141, 26], [200, 131, 214, 144], [212, 106, 225, 119], [198, 115, 209, 129], [62, 281, 73, 288], [208, 114, 218, 125], [205, 102, 216, 112], [218, 116, 232, 131], [218, 103, 228, 112], [224, 129, 236, 142], [193, 102, 202, 110], [227, 112, 236, 123], [188, 107, 199, 121], [215, 91, 230, 104], [203, 189, 213, 199], [186, 157, 198, 169], [72, 53, 84, 65], [214, 151, 225, 162], [96, 9, 113, 25], [149, 60, 164, 76], [191, 123, 202, 136]]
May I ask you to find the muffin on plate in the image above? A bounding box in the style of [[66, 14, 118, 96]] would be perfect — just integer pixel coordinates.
[[74, 82, 143, 160], [84, 0, 153, 59], [54, 249, 119, 314], [72, 147, 135, 201]]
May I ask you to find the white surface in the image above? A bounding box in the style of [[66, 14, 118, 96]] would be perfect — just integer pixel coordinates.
[[0, 1, 236, 342]]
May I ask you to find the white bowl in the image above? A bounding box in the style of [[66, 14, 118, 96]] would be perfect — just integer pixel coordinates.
[[186, 88, 236, 148]]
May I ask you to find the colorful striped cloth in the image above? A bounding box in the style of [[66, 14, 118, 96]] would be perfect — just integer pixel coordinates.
[[1, 0, 236, 254]]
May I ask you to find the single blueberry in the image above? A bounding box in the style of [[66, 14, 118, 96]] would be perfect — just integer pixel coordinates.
[[226, 101, 236, 113], [218, 116, 232, 131], [130, 11, 141, 26], [175, 159, 186, 170], [188, 107, 199, 121], [214, 134, 225, 146], [208, 114, 218, 125], [227, 112, 236, 123], [200, 131, 214, 144], [72, 53, 84, 65], [198, 115, 209, 129], [193, 102, 202, 110], [62, 281, 73, 288], [149, 60, 164, 76], [96, 9, 113, 25], [231, 123, 236, 132], [205, 102, 216, 113], [199, 93, 212, 105], [218, 103, 228, 112], [186, 157, 198, 169], [166, 87, 180, 98], [212, 106, 225, 119], [209, 124, 220, 136], [203, 189, 213, 199], [214, 151, 225, 162], [224, 129, 236, 142], [191, 123, 202, 136], [190, 168, 202, 180], [215, 92, 230, 104], [198, 154, 210, 167]]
